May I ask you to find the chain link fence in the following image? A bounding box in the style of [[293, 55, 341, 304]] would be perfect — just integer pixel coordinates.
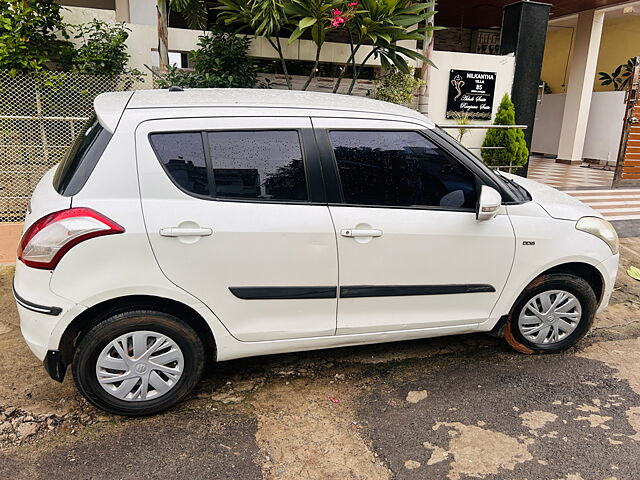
[[0, 72, 148, 222]]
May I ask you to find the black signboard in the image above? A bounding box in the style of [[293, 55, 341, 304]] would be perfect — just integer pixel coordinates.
[[446, 69, 496, 120]]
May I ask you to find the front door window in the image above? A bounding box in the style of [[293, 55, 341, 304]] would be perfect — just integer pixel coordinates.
[[329, 130, 477, 210]]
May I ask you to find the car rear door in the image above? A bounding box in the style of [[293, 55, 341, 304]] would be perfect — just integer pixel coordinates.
[[312, 117, 516, 335], [136, 116, 338, 342]]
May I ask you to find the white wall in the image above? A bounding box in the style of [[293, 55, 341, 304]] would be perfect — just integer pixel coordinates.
[[128, 0, 156, 25], [63, 4, 115, 23], [428, 50, 516, 151], [532, 90, 626, 163]]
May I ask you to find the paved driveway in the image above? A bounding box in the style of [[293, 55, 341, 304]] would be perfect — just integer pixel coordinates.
[[1, 239, 640, 480]]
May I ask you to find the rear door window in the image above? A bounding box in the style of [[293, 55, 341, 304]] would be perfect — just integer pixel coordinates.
[[149, 130, 309, 202], [329, 130, 477, 209], [149, 132, 210, 196], [53, 115, 112, 196], [207, 130, 308, 202]]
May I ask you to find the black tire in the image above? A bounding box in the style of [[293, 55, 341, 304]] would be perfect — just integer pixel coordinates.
[[72, 310, 205, 416], [504, 273, 597, 354]]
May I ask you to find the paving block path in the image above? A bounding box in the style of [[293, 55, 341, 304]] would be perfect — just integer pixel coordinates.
[[565, 189, 640, 221]]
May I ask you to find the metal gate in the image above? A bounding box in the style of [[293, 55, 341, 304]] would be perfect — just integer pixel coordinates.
[[613, 57, 640, 187]]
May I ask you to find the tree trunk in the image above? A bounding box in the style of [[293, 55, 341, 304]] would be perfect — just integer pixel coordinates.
[[348, 30, 357, 82], [302, 44, 322, 91], [333, 42, 361, 93], [347, 47, 378, 95], [157, 0, 170, 73], [418, 4, 436, 115], [268, 37, 292, 90]]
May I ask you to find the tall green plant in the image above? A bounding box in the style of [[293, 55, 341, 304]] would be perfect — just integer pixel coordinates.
[[332, 0, 439, 94], [217, 0, 293, 89], [286, 0, 344, 90], [0, 0, 73, 75], [481, 94, 528, 168]]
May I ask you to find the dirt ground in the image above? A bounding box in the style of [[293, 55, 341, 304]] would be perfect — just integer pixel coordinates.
[[2, 239, 640, 479]]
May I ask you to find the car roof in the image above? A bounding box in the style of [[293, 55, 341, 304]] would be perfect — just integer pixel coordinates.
[[94, 88, 434, 133]]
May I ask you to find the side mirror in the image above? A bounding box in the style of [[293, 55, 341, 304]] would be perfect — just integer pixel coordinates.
[[476, 185, 502, 221]]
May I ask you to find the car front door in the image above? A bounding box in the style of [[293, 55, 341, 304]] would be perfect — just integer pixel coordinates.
[[312, 117, 515, 335], [136, 116, 338, 342]]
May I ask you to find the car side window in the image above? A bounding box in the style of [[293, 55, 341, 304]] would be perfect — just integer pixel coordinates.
[[329, 130, 477, 209], [149, 132, 209, 196], [207, 130, 308, 202]]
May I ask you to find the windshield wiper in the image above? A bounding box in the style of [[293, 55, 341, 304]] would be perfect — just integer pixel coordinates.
[[493, 169, 530, 200]]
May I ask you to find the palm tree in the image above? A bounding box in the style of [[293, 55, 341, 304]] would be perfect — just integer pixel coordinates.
[[156, 0, 207, 72]]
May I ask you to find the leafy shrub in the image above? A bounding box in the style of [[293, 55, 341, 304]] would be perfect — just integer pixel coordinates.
[[481, 94, 528, 167], [0, 0, 73, 75], [372, 67, 424, 105], [156, 30, 262, 88], [69, 20, 140, 77]]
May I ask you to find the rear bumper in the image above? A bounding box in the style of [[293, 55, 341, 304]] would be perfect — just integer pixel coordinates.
[[13, 261, 85, 363], [13, 283, 62, 316], [43, 349, 66, 382]]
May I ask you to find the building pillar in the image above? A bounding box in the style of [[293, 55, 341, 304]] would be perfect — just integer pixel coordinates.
[[115, 0, 130, 23], [500, 1, 551, 176], [556, 10, 605, 164]]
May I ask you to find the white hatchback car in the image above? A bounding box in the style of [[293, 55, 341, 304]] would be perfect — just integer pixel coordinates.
[[14, 89, 619, 415]]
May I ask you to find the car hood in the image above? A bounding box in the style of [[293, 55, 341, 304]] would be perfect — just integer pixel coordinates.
[[501, 173, 602, 221]]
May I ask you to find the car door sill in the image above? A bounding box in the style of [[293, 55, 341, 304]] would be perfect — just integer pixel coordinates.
[[217, 322, 483, 361]]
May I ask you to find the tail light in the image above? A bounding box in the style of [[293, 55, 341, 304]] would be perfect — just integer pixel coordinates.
[[18, 208, 124, 270]]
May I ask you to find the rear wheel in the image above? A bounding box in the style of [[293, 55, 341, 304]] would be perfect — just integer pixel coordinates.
[[504, 273, 597, 353], [72, 310, 205, 416]]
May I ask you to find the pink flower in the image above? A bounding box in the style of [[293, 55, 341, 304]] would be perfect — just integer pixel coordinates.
[[332, 9, 342, 15], [331, 17, 346, 26], [348, 1, 358, 7]]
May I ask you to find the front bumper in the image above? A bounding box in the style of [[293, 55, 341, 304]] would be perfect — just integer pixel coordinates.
[[596, 253, 620, 313]]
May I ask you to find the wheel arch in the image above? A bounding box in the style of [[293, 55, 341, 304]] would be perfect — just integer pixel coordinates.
[[58, 295, 217, 366], [541, 262, 604, 305], [490, 261, 605, 337]]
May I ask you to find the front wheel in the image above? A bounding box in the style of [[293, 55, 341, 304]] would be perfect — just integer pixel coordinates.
[[72, 310, 205, 416], [504, 273, 597, 353]]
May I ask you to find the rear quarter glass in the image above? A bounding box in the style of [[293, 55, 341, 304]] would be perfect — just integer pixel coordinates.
[[53, 115, 113, 197]]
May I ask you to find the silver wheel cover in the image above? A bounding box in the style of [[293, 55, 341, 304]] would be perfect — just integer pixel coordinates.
[[96, 330, 185, 402], [517, 290, 582, 345]]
